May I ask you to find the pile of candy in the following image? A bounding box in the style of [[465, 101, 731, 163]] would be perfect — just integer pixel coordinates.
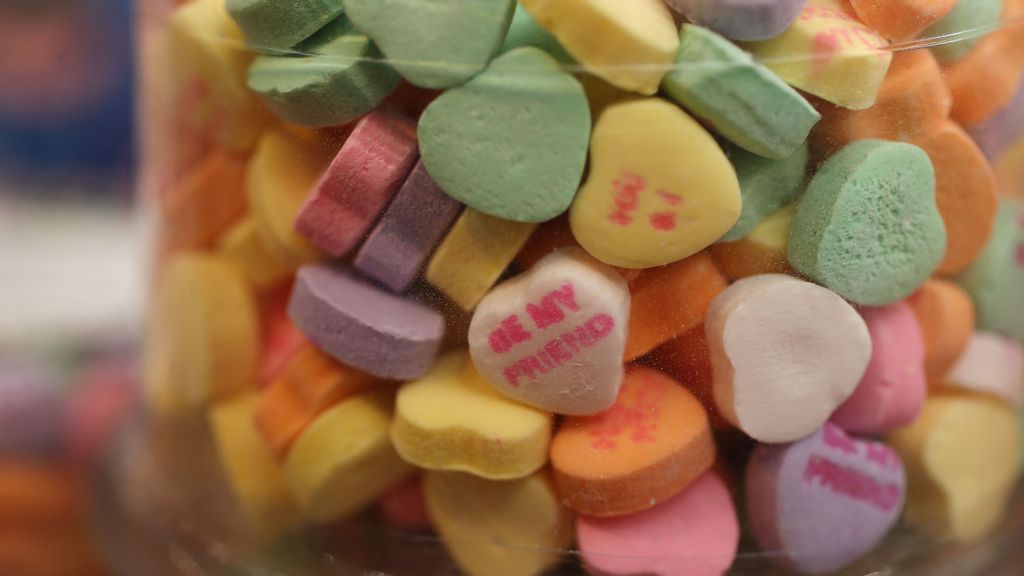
[[141, 0, 1024, 574]]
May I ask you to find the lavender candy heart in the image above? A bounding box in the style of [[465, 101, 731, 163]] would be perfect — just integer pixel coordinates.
[[968, 75, 1024, 162], [0, 360, 66, 456], [666, 0, 807, 41], [746, 423, 906, 575], [354, 160, 464, 293], [288, 264, 445, 380]]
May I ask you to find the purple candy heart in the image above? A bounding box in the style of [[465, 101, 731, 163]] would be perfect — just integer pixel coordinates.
[[746, 423, 906, 575], [666, 0, 807, 41], [968, 75, 1024, 162]]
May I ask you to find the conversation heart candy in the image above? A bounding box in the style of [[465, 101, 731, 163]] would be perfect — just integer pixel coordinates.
[[160, 150, 248, 252], [944, 332, 1024, 406], [923, 0, 1004, 63], [743, 0, 892, 110], [392, 352, 552, 479], [666, 0, 807, 41], [500, 3, 573, 63], [248, 17, 400, 127], [226, 0, 344, 50], [648, 326, 732, 430], [969, 75, 1024, 161], [706, 274, 872, 443], [218, 217, 292, 291], [945, 29, 1024, 128], [375, 475, 432, 532], [830, 302, 927, 435], [569, 98, 742, 269], [418, 47, 590, 223], [424, 470, 572, 576], [710, 204, 796, 280], [285, 389, 412, 523], [288, 264, 445, 380], [747, 423, 906, 575], [957, 200, 1024, 342], [788, 140, 946, 306], [468, 248, 630, 415], [341, 0, 515, 88], [521, 0, 679, 94], [848, 0, 956, 42], [720, 144, 808, 242], [889, 395, 1021, 542], [663, 25, 820, 160], [577, 472, 739, 576], [354, 160, 464, 292], [551, 367, 715, 517], [907, 279, 975, 386], [295, 107, 419, 258]]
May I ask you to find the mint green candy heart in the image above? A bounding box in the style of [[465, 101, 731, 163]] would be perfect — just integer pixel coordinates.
[[662, 24, 820, 160], [419, 47, 590, 223], [721, 142, 808, 242], [789, 140, 946, 306], [248, 17, 400, 127], [341, 0, 516, 89], [957, 200, 1024, 342], [924, 0, 1004, 64], [226, 0, 343, 50], [501, 4, 573, 64]]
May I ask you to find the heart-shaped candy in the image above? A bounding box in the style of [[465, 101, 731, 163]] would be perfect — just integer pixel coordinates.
[[665, 0, 807, 41], [468, 248, 630, 415], [746, 423, 906, 575]]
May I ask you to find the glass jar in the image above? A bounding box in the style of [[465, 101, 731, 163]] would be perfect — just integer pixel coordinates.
[[114, 1, 1024, 575]]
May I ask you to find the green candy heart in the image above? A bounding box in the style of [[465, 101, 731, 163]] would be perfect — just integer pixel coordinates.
[[226, 0, 343, 50], [419, 47, 591, 223], [248, 17, 400, 127], [662, 24, 820, 160], [721, 143, 808, 242], [500, 4, 573, 64], [924, 0, 1004, 64], [341, 0, 516, 89], [957, 200, 1024, 342], [789, 140, 946, 306]]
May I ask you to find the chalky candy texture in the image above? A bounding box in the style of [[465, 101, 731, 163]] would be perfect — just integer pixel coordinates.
[[500, 4, 573, 63], [663, 25, 820, 160], [288, 264, 445, 380], [0, 361, 65, 456], [666, 0, 807, 41], [295, 108, 418, 257], [924, 0, 1005, 63], [227, 0, 343, 50], [341, 0, 515, 88], [746, 424, 906, 575], [968, 76, 1024, 161], [577, 472, 739, 576], [248, 17, 400, 127], [468, 249, 630, 415], [720, 144, 807, 242], [847, 0, 957, 42], [419, 47, 590, 223], [957, 200, 1024, 341], [945, 332, 1024, 407], [789, 140, 946, 306], [908, 279, 975, 385], [354, 161, 464, 292]]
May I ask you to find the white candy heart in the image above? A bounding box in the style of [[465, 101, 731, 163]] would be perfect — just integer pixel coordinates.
[[469, 248, 630, 415]]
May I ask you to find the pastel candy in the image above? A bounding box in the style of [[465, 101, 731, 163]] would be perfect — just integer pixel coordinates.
[[353, 160, 464, 292], [468, 248, 630, 415], [0, 362, 65, 456], [341, 0, 515, 88], [500, 4, 573, 63], [520, 0, 679, 94], [144, 253, 259, 412], [392, 352, 552, 479], [743, 0, 892, 110], [924, 0, 1005, 63], [426, 208, 537, 311], [218, 217, 292, 291], [551, 367, 715, 517], [295, 108, 418, 257], [159, 151, 248, 252], [957, 200, 1024, 341], [666, 0, 807, 41], [830, 302, 927, 434], [569, 98, 742, 269], [968, 75, 1024, 161], [889, 395, 1021, 542], [418, 47, 590, 223], [375, 475, 432, 532], [710, 204, 796, 280], [226, 0, 343, 50], [662, 25, 820, 160], [944, 332, 1024, 406], [424, 470, 572, 576], [248, 17, 401, 127], [208, 393, 302, 535], [907, 279, 975, 386], [720, 144, 808, 242], [284, 389, 412, 523], [706, 274, 872, 443], [945, 30, 1024, 128], [577, 472, 739, 576], [288, 264, 445, 380], [848, 0, 957, 42], [747, 424, 906, 575], [789, 140, 946, 306]]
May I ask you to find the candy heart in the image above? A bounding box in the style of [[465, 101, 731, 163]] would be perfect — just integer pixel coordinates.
[[706, 274, 872, 443], [569, 98, 741, 269], [341, 0, 516, 88], [710, 203, 796, 280], [923, 0, 1004, 63], [227, 0, 344, 50], [500, 3, 573, 63], [957, 200, 1024, 342], [848, 0, 956, 43], [746, 423, 906, 575], [720, 143, 808, 242], [468, 248, 630, 415], [944, 332, 1024, 407], [418, 47, 590, 223], [666, 0, 807, 41], [907, 279, 975, 385]]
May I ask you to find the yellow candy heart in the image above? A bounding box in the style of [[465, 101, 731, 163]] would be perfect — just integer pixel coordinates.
[[392, 352, 552, 480], [218, 217, 292, 291], [425, 470, 573, 576], [570, 98, 741, 269]]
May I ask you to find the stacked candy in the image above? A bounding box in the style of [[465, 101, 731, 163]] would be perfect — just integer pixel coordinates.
[[142, 0, 1024, 574]]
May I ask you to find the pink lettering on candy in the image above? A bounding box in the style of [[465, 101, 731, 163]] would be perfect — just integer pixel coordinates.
[[503, 313, 615, 387], [803, 455, 901, 512]]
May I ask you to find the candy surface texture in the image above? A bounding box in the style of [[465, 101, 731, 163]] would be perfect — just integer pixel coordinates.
[[666, 0, 807, 41]]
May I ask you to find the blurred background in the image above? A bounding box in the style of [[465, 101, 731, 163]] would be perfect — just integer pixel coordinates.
[[1, 0, 138, 574]]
